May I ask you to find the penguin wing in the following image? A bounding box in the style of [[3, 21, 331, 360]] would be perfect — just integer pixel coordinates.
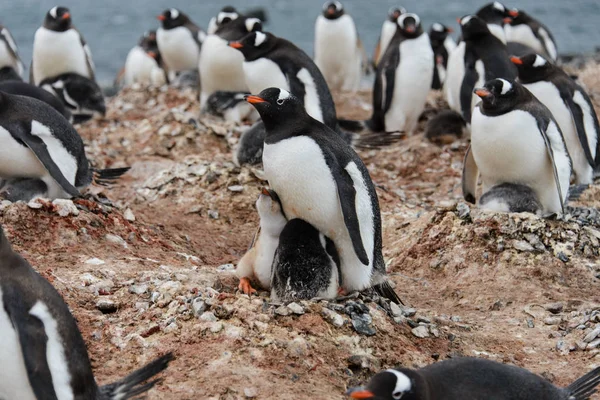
[[0, 28, 24, 73], [76, 30, 96, 80], [185, 23, 205, 47], [561, 86, 600, 167], [460, 48, 479, 123], [371, 46, 399, 129], [7, 122, 80, 197], [462, 144, 479, 204], [536, 117, 566, 213]]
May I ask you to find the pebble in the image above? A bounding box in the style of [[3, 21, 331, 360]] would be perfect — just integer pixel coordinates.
[[244, 388, 258, 398], [85, 257, 105, 265], [217, 263, 235, 272], [512, 240, 534, 252], [351, 313, 376, 336], [275, 305, 291, 316], [164, 322, 179, 333], [96, 299, 118, 314], [390, 302, 402, 317], [556, 340, 571, 354], [556, 252, 569, 263], [27, 199, 43, 209], [200, 311, 217, 322], [411, 326, 430, 338], [52, 199, 79, 217], [322, 308, 344, 327], [124, 208, 136, 221], [544, 303, 564, 314], [208, 210, 219, 219], [129, 284, 148, 295], [544, 316, 562, 326], [587, 338, 600, 350], [105, 234, 128, 248], [192, 298, 208, 317], [80, 273, 99, 286], [456, 203, 470, 219], [584, 326, 600, 343], [210, 322, 223, 333], [227, 185, 244, 192], [287, 302, 305, 315]]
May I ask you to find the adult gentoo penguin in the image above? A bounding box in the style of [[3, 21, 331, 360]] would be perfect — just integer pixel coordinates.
[[31, 6, 95, 85], [0, 81, 72, 122], [373, 6, 405, 68], [271, 218, 340, 301], [505, 9, 557, 61], [246, 88, 402, 303], [40, 73, 106, 121], [368, 13, 434, 134], [156, 9, 205, 76], [0, 224, 173, 399], [512, 54, 599, 184], [0, 91, 127, 201], [463, 78, 571, 214], [236, 188, 287, 295], [474, 1, 511, 43], [121, 31, 167, 87], [429, 22, 456, 90], [347, 357, 600, 400], [314, 1, 364, 93], [0, 25, 24, 80], [206, 6, 240, 35]]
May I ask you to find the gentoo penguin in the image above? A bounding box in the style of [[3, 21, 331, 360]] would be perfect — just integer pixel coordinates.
[[271, 218, 340, 301], [246, 88, 402, 304], [347, 357, 600, 400], [446, 15, 516, 123], [236, 188, 287, 295], [0, 81, 72, 122], [429, 23, 456, 90], [31, 6, 95, 85], [0, 25, 24, 80], [505, 9, 557, 61], [368, 13, 434, 134], [0, 91, 128, 201], [373, 7, 405, 68], [479, 182, 543, 215], [40, 73, 106, 121], [233, 121, 267, 166], [512, 54, 599, 184], [0, 224, 173, 399], [121, 31, 167, 87], [206, 6, 240, 35], [463, 78, 571, 214], [424, 110, 466, 145], [156, 9, 205, 76], [314, 1, 364, 93], [475, 1, 511, 43]]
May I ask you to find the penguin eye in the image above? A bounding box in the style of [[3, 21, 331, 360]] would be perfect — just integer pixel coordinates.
[[392, 392, 404, 399], [276, 98, 285, 105]]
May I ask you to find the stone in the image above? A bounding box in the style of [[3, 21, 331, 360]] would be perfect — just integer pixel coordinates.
[[390, 302, 403, 317], [411, 326, 430, 338], [96, 299, 118, 314], [275, 305, 291, 316], [351, 314, 376, 336], [287, 302, 305, 315], [129, 284, 148, 295], [587, 339, 600, 350], [85, 258, 105, 265], [544, 303, 564, 314], [322, 308, 344, 327], [512, 240, 534, 252], [584, 327, 600, 343], [227, 185, 244, 192], [52, 199, 79, 217], [200, 311, 217, 322], [456, 203, 470, 219], [164, 322, 179, 333], [124, 208, 136, 221], [192, 298, 207, 317], [105, 234, 127, 248], [244, 387, 258, 398], [544, 317, 561, 325], [210, 322, 223, 333], [217, 263, 235, 272], [80, 273, 99, 286]]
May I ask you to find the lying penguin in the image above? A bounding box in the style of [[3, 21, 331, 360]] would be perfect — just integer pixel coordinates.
[[0, 224, 173, 398], [40, 73, 106, 122], [0, 80, 72, 122]]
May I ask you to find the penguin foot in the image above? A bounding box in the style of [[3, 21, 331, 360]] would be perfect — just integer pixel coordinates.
[[238, 277, 257, 296]]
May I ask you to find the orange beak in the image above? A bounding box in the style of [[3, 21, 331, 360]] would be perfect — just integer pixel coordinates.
[[349, 390, 375, 399], [456, 17, 461, 24], [229, 41, 243, 49], [328, 7, 335, 15], [447, 27, 454, 33], [474, 88, 492, 98], [157, 15, 166, 21], [509, 9, 519, 17], [261, 187, 271, 197], [405, 26, 415, 33], [510, 56, 523, 65], [147, 51, 157, 59], [245, 95, 266, 104], [503, 17, 513, 24], [62, 12, 70, 20]]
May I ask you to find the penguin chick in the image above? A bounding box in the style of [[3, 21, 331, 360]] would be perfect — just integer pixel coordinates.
[[271, 218, 340, 302], [40, 73, 106, 121], [236, 188, 287, 295], [204, 90, 255, 123], [121, 30, 167, 87], [424, 110, 466, 145], [0, 224, 173, 399], [347, 357, 600, 400], [479, 183, 543, 215]]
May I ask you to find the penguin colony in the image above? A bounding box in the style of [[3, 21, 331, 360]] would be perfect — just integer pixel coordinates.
[[0, 1, 598, 399]]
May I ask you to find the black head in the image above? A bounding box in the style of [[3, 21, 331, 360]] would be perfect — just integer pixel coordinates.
[[397, 13, 423, 38], [474, 78, 532, 115], [387, 7, 406, 23], [458, 15, 491, 40], [43, 6, 72, 32], [511, 53, 554, 83], [429, 22, 453, 42], [216, 16, 263, 41], [505, 8, 531, 26], [216, 6, 239, 27], [245, 88, 307, 131], [347, 369, 421, 400], [157, 9, 190, 29], [322, 1, 345, 20], [228, 31, 275, 61], [46, 73, 106, 117], [476, 1, 511, 25], [139, 31, 161, 63]]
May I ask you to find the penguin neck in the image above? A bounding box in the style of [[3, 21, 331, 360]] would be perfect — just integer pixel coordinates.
[[262, 115, 313, 143]]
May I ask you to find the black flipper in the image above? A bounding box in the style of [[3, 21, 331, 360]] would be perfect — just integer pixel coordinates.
[[536, 119, 566, 213], [93, 167, 130, 186], [462, 144, 478, 204], [374, 281, 404, 306], [369, 45, 399, 133], [565, 366, 600, 400], [8, 122, 80, 197], [561, 89, 596, 167], [460, 48, 479, 123]]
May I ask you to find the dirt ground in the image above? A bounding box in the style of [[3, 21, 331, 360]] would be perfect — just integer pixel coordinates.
[[2, 63, 600, 399]]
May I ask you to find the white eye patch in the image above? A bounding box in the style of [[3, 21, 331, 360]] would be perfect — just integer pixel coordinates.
[[432, 22, 444, 32], [461, 15, 474, 25], [49, 6, 58, 18], [386, 370, 412, 397], [245, 18, 261, 32], [170, 8, 179, 19], [277, 89, 291, 103], [254, 31, 267, 46], [493, 1, 505, 11], [217, 12, 238, 24], [533, 55, 547, 67], [498, 78, 512, 95]]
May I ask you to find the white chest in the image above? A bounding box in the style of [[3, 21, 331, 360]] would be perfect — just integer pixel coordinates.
[[314, 15, 357, 61], [0, 41, 18, 72], [243, 58, 289, 95], [199, 35, 247, 101], [124, 46, 159, 85], [444, 41, 466, 112], [157, 27, 200, 72], [32, 28, 89, 84], [505, 24, 543, 53]]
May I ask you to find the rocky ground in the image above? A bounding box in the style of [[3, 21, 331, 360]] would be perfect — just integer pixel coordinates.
[[2, 62, 600, 399]]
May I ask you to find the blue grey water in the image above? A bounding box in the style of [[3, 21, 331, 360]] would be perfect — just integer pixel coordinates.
[[2, 0, 599, 84]]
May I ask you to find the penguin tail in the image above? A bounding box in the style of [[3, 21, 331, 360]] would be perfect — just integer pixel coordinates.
[[425, 110, 466, 145], [352, 131, 405, 149], [338, 118, 367, 133], [374, 281, 405, 306], [93, 167, 130, 186], [568, 184, 590, 201], [566, 366, 600, 400], [99, 352, 174, 400]]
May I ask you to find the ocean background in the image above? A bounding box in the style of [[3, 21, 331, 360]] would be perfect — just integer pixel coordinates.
[[2, 0, 600, 84]]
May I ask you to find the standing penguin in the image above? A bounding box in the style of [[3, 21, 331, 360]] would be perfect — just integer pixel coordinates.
[[368, 13, 434, 134], [0, 25, 24, 81], [121, 31, 167, 87], [505, 9, 557, 61], [31, 6, 95, 85], [429, 22, 456, 90], [0, 91, 127, 201], [474, 1, 511, 43], [0, 225, 173, 399], [347, 357, 600, 400], [246, 88, 402, 304], [373, 6, 405, 68], [463, 78, 571, 214], [314, 1, 364, 93], [206, 6, 240, 35], [156, 9, 205, 77], [511, 54, 599, 184]]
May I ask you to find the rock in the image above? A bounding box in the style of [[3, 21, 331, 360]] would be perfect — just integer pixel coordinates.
[[192, 298, 207, 317], [129, 284, 148, 295], [244, 387, 258, 398], [402, 307, 417, 317], [556, 340, 571, 355], [275, 305, 291, 316], [587, 338, 600, 350], [411, 326, 430, 338], [512, 240, 534, 252], [347, 354, 380, 370], [390, 302, 402, 317], [227, 185, 244, 192], [164, 322, 179, 333], [456, 203, 470, 219], [584, 326, 600, 343], [200, 311, 217, 322], [217, 263, 235, 272], [208, 210, 219, 219], [322, 308, 344, 327], [159, 281, 182, 296], [544, 316, 562, 325], [52, 199, 79, 217], [80, 273, 99, 286], [105, 234, 127, 248], [287, 302, 305, 315], [210, 322, 223, 333], [96, 299, 118, 314], [85, 257, 105, 265], [124, 208, 136, 221], [27, 199, 43, 209], [544, 303, 564, 314], [213, 305, 233, 319], [351, 313, 376, 336], [556, 252, 569, 263]]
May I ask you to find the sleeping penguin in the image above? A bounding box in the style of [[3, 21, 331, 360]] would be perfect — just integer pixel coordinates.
[[40, 73, 106, 122], [0, 24, 24, 81], [0, 224, 173, 399], [479, 183, 543, 215]]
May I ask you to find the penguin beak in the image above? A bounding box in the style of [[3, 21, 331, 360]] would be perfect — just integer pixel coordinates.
[[157, 15, 166, 21], [509, 9, 519, 17], [510, 56, 523, 65], [447, 27, 454, 33], [229, 41, 243, 49], [261, 188, 271, 197], [347, 388, 375, 399], [503, 17, 513, 24], [147, 51, 157, 59], [62, 12, 70, 20], [405, 23, 416, 33], [328, 6, 336, 15], [474, 88, 492, 98], [245, 95, 267, 104]]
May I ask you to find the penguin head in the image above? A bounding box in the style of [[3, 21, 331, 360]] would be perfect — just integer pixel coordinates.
[[157, 9, 188, 29], [397, 13, 423, 37], [476, 1, 512, 25], [347, 369, 420, 400], [387, 7, 406, 23], [44, 6, 72, 31], [322, 1, 344, 20], [429, 22, 453, 42], [228, 31, 274, 61], [503, 8, 528, 26], [511, 53, 554, 82], [474, 78, 528, 114], [216, 17, 263, 41], [245, 88, 307, 131], [458, 15, 490, 40], [256, 188, 287, 234], [140, 31, 161, 63], [47, 74, 106, 118], [216, 6, 239, 27]]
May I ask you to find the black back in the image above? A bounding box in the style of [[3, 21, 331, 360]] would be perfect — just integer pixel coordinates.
[[158, 9, 193, 30], [43, 6, 72, 32], [0, 81, 71, 121], [40, 73, 106, 117]]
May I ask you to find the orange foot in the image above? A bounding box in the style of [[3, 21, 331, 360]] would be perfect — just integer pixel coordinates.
[[337, 287, 347, 297], [238, 277, 257, 296]]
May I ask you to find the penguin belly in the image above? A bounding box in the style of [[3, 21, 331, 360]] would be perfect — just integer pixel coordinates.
[[471, 108, 569, 213], [385, 34, 434, 134], [444, 41, 465, 113], [505, 25, 545, 55], [314, 15, 361, 92], [199, 35, 248, 108], [525, 81, 594, 184], [242, 59, 289, 95], [123, 46, 160, 85], [263, 137, 374, 291], [0, 41, 19, 74], [377, 21, 397, 65], [0, 289, 37, 400], [157, 27, 200, 72], [32, 28, 89, 85], [253, 234, 280, 290]]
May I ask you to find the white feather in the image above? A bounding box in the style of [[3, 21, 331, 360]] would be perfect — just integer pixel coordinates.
[[49, 6, 58, 19], [296, 68, 324, 123], [156, 26, 200, 73], [487, 23, 507, 44], [505, 24, 545, 55], [386, 370, 412, 394], [0, 29, 23, 75], [170, 9, 179, 19], [254, 32, 267, 47], [538, 28, 557, 61], [479, 198, 511, 213]]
